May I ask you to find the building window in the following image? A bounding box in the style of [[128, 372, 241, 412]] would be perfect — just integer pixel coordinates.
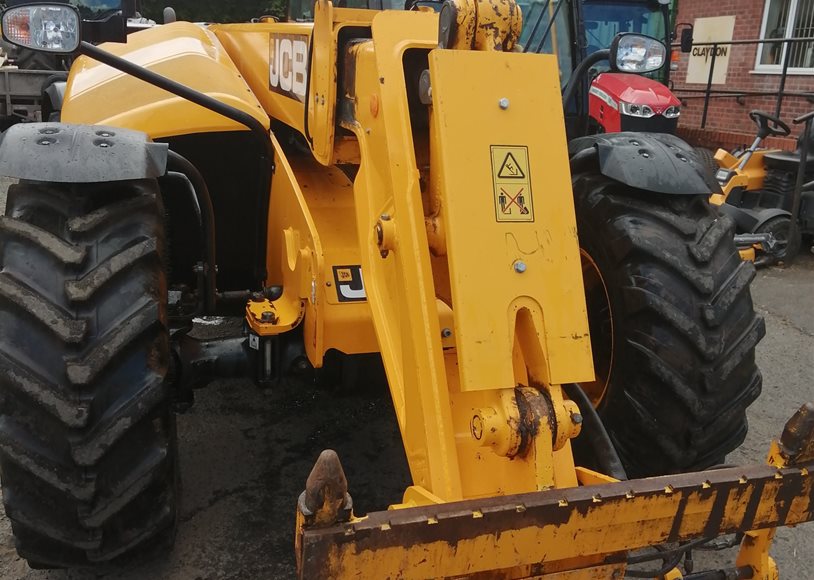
[[756, 0, 814, 71]]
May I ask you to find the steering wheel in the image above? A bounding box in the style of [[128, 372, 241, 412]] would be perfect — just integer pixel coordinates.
[[749, 110, 791, 139]]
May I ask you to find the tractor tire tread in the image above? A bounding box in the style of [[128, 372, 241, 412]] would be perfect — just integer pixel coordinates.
[[0, 418, 95, 501], [0, 179, 177, 567], [70, 374, 165, 466], [703, 260, 757, 327], [67, 193, 156, 235], [66, 238, 157, 303], [0, 273, 87, 343], [65, 300, 160, 387], [0, 351, 90, 428], [574, 169, 764, 477], [690, 215, 736, 264], [0, 216, 87, 264]]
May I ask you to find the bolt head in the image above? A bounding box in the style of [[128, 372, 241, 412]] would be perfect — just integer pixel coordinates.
[[513, 260, 527, 274], [471, 415, 484, 440], [261, 311, 276, 323], [571, 412, 584, 425], [441, 328, 453, 339], [499, 98, 510, 110]]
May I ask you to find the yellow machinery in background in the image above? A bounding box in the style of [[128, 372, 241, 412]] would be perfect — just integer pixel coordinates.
[[709, 109, 814, 265], [0, 1, 810, 578]]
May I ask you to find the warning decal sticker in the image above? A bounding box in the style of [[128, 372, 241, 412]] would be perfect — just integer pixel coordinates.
[[491, 146, 534, 222], [497, 152, 526, 179]]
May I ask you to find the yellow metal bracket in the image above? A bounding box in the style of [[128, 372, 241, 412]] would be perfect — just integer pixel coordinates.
[[245, 295, 305, 336]]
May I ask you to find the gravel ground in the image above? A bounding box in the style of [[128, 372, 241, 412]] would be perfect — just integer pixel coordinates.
[[0, 178, 812, 579]]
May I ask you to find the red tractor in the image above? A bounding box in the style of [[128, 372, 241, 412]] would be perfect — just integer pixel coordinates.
[[521, 0, 681, 138], [587, 68, 681, 132]]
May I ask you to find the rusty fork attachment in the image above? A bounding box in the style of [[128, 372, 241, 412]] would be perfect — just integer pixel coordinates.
[[295, 403, 814, 579]]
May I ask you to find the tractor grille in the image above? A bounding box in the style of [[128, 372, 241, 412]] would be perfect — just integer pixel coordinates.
[[620, 115, 678, 133]]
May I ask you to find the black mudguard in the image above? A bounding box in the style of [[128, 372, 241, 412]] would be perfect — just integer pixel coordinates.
[[718, 203, 790, 233], [0, 123, 167, 183], [569, 132, 723, 196]]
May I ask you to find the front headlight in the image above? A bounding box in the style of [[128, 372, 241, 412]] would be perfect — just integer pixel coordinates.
[[620, 102, 655, 118], [612, 33, 666, 74], [663, 105, 681, 119], [2, 5, 80, 54]]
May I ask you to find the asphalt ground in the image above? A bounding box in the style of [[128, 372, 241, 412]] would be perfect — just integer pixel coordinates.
[[0, 178, 812, 579]]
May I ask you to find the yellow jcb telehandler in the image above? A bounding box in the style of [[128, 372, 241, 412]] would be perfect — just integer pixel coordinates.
[[0, 1, 810, 578]]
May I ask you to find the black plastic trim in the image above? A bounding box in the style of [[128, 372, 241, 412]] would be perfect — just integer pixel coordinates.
[[569, 132, 723, 195]]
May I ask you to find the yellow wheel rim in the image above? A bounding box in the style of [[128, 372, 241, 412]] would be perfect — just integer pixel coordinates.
[[580, 248, 614, 407]]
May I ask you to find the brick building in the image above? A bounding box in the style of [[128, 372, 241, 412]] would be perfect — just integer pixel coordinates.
[[672, 0, 814, 151]]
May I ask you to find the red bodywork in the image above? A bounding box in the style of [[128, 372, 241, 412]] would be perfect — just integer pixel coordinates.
[[588, 72, 682, 133]]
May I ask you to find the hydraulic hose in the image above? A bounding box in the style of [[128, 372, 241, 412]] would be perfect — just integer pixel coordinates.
[[561, 49, 610, 109], [562, 383, 628, 481], [167, 151, 218, 313]]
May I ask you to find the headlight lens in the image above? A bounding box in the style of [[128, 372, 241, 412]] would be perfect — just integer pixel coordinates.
[[663, 105, 681, 118], [2, 5, 80, 54], [620, 102, 655, 118], [613, 34, 666, 73]]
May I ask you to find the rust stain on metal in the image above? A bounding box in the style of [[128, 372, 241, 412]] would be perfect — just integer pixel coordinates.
[[299, 463, 814, 579]]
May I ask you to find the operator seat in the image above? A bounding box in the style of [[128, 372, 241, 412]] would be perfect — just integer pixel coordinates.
[[762, 123, 814, 172]]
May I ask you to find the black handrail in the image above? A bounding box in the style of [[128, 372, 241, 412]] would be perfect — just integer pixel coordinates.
[[78, 41, 274, 292], [670, 36, 814, 130]]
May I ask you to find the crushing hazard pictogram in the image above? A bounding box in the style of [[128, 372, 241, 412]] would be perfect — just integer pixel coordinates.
[[497, 152, 526, 179], [497, 187, 530, 215], [491, 146, 534, 222]]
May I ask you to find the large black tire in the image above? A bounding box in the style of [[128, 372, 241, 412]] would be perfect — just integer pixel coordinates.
[[0, 179, 177, 567], [694, 147, 720, 176], [14, 48, 65, 72], [573, 170, 765, 478]]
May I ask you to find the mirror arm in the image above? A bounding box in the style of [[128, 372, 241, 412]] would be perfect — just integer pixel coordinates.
[[562, 49, 609, 108]]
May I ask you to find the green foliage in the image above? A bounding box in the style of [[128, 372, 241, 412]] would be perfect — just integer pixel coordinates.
[[139, 0, 287, 23]]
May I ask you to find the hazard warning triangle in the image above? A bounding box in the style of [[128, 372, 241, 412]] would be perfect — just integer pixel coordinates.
[[497, 152, 526, 179]]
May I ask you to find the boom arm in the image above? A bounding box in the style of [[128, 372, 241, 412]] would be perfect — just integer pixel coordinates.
[[288, 2, 814, 578]]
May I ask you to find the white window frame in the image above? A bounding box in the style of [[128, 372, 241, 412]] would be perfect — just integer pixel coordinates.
[[754, 0, 814, 74]]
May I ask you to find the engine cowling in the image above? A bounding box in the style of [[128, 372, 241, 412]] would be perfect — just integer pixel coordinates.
[[588, 72, 681, 134]]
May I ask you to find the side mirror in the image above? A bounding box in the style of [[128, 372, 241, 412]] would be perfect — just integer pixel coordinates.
[[610, 33, 666, 74], [1, 4, 81, 54], [680, 28, 694, 53]]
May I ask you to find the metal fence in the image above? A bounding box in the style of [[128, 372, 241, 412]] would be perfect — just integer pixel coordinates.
[[671, 36, 814, 129]]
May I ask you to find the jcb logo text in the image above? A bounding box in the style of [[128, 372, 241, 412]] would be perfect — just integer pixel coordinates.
[[269, 34, 308, 102]]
